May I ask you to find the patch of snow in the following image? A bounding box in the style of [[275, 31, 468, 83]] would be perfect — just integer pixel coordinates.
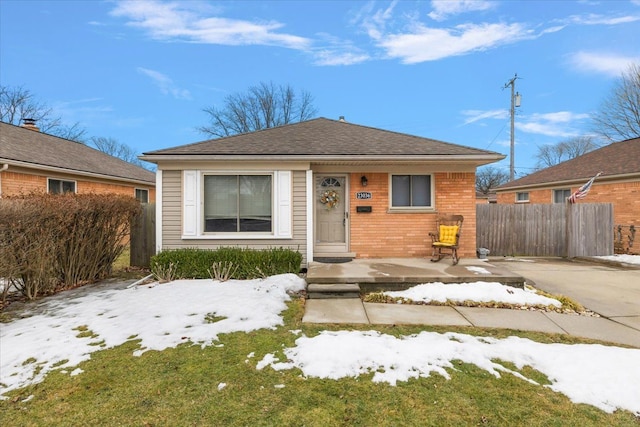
[[382, 282, 561, 307], [0, 274, 305, 398], [594, 254, 640, 266], [259, 330, 640, 415], [466, 266, 491, 275]]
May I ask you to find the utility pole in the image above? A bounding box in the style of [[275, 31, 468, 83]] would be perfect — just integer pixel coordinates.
[[504, 74, 521, 181]]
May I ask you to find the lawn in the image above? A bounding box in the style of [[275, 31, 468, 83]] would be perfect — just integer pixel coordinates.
[[1, 295, 638, 427]]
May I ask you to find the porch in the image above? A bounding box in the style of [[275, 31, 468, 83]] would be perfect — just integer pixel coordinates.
[[306, 257, 525, 298]]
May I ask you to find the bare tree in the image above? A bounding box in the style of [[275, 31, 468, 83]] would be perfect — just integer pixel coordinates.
[[592, 63, 640, 142], [476, 166, 510, 194], [199, 81, 318, 138], [534, 136, 600, 170], [89, 136, 151, 169], [0, 85, 87, 142]]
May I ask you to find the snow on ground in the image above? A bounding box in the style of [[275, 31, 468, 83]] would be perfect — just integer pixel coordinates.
[[0, 274, 305, 398], [594, 254, 640, 265], [259, 330, 640, 415], [1, 274, 639, 416], [382, 281, 562, 307]]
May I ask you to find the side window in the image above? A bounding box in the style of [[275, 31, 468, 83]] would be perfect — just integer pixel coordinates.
[[390, 175, 432, 208], [48, 179, 76, 194], [553, 189, 571, 203], [516, 192, 529, 202], [135, 188, 149, 203]]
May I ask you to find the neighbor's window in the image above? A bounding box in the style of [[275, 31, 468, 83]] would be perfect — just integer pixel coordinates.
[[203, 175, 272, 233], [48, 179, 76, 194], [516, 192, 529, 202], [391, 175, 432, 208], [553, 189, 571, 203], [135, 188, 149, 203]]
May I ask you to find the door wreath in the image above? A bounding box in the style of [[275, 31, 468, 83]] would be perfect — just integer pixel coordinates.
[[320, 189, 340, 210]]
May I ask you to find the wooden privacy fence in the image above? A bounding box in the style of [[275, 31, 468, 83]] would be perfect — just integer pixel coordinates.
[[130, 203, 156, 267], [476, 203, 613, 257]]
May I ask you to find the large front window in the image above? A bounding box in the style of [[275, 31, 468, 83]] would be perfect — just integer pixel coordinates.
[[204, 175, 272, 233], [391, 175, 432, 208]]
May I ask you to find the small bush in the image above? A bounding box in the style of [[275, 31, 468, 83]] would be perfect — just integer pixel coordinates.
[[150, 247, 302, 280]]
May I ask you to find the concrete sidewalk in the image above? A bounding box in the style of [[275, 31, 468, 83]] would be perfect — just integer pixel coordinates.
[[302, 298, 640, 348]]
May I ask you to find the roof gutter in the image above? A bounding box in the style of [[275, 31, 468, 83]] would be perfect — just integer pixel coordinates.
[[139, 154, 506, 163], [0, 163, 8, 198]]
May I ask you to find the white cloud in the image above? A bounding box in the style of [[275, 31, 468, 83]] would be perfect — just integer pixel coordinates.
[[376, 22, 533, 64], [428, 0, 497, 21], [569, 52, 640, 77], [567, 13, 640, 25], [137, 67, 191, 100], [313, 49, 371, 66], [111, 0, 311, 50], [461, 109, 508, 125], [517, 111, 591, 138]]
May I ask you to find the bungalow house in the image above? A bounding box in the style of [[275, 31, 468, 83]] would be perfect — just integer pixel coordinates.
[[495, 137, 639, 238], [140, 117, 505, 265], [0, 121, 155, 202]]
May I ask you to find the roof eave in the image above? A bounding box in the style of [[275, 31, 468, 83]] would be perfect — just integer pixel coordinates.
[[140, 154, 506, 164], [496, 171, 640, 192]]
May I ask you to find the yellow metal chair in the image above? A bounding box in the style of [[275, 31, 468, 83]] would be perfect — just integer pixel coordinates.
[[429, 215, 463, 265]]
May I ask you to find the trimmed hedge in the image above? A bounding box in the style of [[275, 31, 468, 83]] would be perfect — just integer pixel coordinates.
[[0, 193, 141, 301], [150, 247, 303, 280]]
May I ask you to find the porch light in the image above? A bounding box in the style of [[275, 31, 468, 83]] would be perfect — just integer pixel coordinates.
[[361, 175, 368, 186]]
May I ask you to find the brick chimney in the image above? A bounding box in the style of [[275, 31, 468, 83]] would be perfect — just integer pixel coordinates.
[[21, 118, 40, 132]]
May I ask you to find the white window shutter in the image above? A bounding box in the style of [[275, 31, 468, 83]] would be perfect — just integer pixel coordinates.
[[183, 170, 198, 236], [275, 171, 292, 238]]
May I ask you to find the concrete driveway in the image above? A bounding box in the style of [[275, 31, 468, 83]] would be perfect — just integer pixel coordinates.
[[492, 258, 640, 332]]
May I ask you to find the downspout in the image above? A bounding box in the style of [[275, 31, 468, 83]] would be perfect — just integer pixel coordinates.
[[0, 163, 8, 198]]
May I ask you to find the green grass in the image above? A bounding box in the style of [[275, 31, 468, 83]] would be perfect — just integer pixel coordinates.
[[1, 299, 638, 426]]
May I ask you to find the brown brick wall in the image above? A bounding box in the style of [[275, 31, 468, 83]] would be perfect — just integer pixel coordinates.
[[1, 170, 155, 202], [0, 171, 47, 195], [496, 180, 640, 226], [349, 172, 476, 258]]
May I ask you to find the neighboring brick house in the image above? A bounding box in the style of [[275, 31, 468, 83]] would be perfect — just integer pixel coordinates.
[[495, 137, 640, 229], [140, 117, 505, 265], [0, 121, 155, 202]]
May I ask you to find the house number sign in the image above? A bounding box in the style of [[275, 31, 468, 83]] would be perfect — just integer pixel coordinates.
[[356, 192, 372, 200]]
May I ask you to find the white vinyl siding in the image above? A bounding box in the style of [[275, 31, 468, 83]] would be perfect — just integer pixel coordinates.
[[161, 169, 307, 263]]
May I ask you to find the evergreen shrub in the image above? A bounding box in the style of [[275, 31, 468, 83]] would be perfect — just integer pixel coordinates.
[[150, 247, 303, 280]]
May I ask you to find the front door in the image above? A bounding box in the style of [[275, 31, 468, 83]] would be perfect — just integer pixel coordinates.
[[315, 175, 348, 254]]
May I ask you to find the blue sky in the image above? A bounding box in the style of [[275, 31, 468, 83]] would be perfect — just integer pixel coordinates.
[[1, 0, 639, 176]]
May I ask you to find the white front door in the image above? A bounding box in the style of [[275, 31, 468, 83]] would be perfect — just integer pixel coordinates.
[[315, 175, 348, 254]]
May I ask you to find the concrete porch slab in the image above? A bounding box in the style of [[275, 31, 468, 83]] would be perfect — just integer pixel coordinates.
[[455, 306, 567, 334], [307, 258, 525, 290], [364, 303, 472, 327], [302, 298, 369, 324]]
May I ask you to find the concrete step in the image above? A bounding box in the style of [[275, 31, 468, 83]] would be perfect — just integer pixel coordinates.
[[307, 283, 361, 299]]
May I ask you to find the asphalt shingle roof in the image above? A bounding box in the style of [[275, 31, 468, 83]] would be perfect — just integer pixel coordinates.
[[0, 122, 155, 184], [498, 137, 640, 190], [142, 117, 503, 158]]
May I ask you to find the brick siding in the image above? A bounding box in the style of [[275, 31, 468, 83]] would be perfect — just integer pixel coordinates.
[[349, 172, 476, 258], [496, 180, 639, 226], [1, 170, 155, 202]]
